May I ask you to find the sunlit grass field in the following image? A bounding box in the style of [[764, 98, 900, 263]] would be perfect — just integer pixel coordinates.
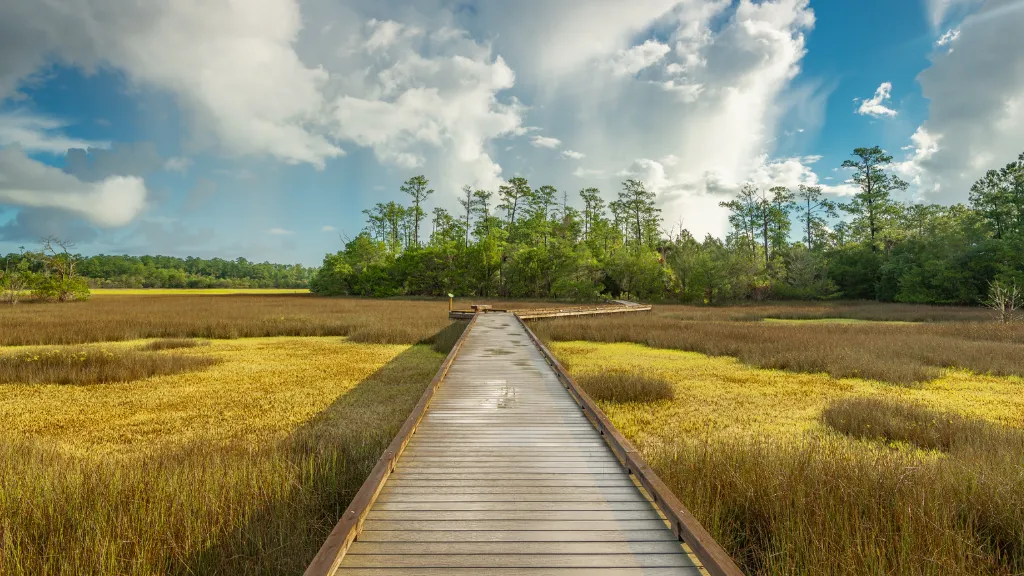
[[1, 337, 417, 453], [553, 341, 1024, 575], [1, 329, 450, 574]]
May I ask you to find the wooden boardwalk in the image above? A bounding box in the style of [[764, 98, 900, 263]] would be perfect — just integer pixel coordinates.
[[308, 311, 740, 576]]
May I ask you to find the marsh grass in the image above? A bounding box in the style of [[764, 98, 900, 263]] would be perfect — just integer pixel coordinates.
[[0, 295, 454, 346], [554, 341, 1024, 575], [649, 435, 1024, 576], [576, 369, 674, 403], [0, 347, 218, 385], [658, 301, 992, 323], [822, 396, 1020, 452], [427, 320, 469, 354], [138, 338, 209, 351], [533, 314, 1024, 384], [0, 342, 445, 575]]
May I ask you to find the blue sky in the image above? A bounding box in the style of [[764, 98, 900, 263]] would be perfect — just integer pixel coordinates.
[[1, 0, 1021, 265]]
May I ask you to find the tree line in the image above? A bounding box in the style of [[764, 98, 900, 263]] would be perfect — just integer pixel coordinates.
[[312, 146, 1024, 305], [1, 245, 314, 301]]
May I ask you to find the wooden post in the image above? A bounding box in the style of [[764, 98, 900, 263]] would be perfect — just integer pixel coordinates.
[[447, 292, 454, 312]]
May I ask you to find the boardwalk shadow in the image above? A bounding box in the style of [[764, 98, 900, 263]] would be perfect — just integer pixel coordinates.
[[175, 329, 461, 575]]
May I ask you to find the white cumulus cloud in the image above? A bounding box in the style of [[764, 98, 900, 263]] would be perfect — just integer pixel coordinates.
[[530, 135, 561, 149], [0, 111, 107, 153], [268, 227, 294, 235], [561, 150, 585, 160], [936, 28, 961, 48], [898, 0, 1024, 203], [605, 39, 671, 77], [856, 82, 898, 118], [0, 145, 147, 227]]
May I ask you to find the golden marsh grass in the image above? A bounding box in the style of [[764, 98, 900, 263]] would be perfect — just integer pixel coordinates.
[[575, 369, 675, 403], [0, 337, 446, 574], [0, 346, 218, 386], [534, 311, 1024, 384], [552, 341, 1024, 575], [1, 295, 453, 346]]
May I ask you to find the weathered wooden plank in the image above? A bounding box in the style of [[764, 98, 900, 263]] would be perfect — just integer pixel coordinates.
[[356, 529, 680, 542], [385, 477, 638, 485], [393, 467, 627, 475], [367, 509, 663, 521], [377, 485, 644, 495], [346, 541, 687, 555], [376, 493, 648, 503], [360, 520, 672, 531], [340, 553, 692, 568], [336, 568, 700, 576], [372, 501, 656, 511]]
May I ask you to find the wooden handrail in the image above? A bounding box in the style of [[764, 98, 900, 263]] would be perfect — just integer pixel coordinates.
[[514, 313, 745, 576], [303, 314, 479, 576]]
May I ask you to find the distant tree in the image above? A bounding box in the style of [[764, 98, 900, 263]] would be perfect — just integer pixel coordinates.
[[616, 179, 661, 247], [757, 185, 794, 270], [580, 187, 605, 242], [400, 175, 433, 247], [35, 236, 90, 302], [796, 184, 837, 250], [986, 280, 1020, 323], [720, 184, 760, 255], [471, 189, 495, 238], [498, 176, 532, 229], [458, 185, 474, 247], [1, 248, 38, 304], [840, 146, 908, 252], [969, 152, 1024, 239]]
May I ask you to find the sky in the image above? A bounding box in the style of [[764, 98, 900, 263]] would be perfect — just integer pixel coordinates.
[[0, 0, 1021, 266]]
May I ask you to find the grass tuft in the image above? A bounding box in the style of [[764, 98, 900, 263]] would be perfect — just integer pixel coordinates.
[[824, 396, 1021, 452], [0, 348, 218, 385], [576, 369, 675, 403], [138, 338, 209, 351]]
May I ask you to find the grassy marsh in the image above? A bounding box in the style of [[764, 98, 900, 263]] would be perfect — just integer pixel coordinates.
[[552, 341, 1024, 576], [0, 337, 445, 574], [533, 311, 1024, 384]]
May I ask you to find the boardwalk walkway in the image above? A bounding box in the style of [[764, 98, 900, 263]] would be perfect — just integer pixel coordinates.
[[332, 312, 703, 575]]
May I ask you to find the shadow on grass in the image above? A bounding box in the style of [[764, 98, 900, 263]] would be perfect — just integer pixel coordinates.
[[175, 325, 465, 575]]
